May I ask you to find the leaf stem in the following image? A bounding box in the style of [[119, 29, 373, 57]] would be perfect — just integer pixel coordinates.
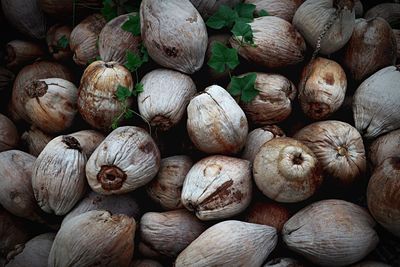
[[134, 70, 139, 83]]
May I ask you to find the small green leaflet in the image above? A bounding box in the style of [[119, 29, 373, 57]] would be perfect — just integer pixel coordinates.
[[121, 14, 141, 36], [231, 21, 254, 44], [124, 109, 134, 119], [228, 73, 259, 103], [101, 0, 117, 21], [207, 41, 239, 73], [134, 83, 144, 96], [206, 3, 256, 30], [234, 3, 256, 21], [57, 35, 69, 49], [111, 121, 119, 130], [140, 44, 149, 63], [112, 83, 143, 129], [125, 50, 144, 72], [258, 9, 269, 17], [206, 5, 238, 29], [115, 84, 132, 101], [115, 83, 144, 101]]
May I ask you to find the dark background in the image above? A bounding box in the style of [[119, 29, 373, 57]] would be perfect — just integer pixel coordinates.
[[0, 0, 399, 266]]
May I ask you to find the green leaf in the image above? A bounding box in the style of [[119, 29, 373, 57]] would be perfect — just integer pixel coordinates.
[[124, 109, 134, 119], [207, 41, 239, 73], [57, 35, 69, 49], [235, 16, 253, 24], [234, 3, 256, 20], [241, 85, 259, 102], [206, 5, 238, 29], [140, 44, 148, 63], [101, 0, 117, 21], [231, 21, 254, 44], [121, 14, 141, 36], [258, 9, 269, 17], [124, 50, 143, 72], [228, 73, 259, 103], [115, 84, 132, 101], [133, 83, 144, 96], [111, 122, 119, 130]]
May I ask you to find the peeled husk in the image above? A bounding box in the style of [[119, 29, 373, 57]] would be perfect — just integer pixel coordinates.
[[263, 258, 305, 267], [0, 67, 14, 91], [68, 129, 105, 159], [299, 57, 347, 120], [189, 0, 241, 19], [48, 210, 135, 267], [6, 233, 55, 267], [0, 208, 32, 258], [0, 113, 19, 152], [147, 155, 193, 210], [32, 135, 87, 215], [70, 13, 106, 66], [294, 120, 366, 185], [342, 18, 397, 83], [140, 210, 207, 258], [181, 155, 252, 221], [86, 126, 160, 195], [364, 3, 400, 28], [140, 0, 208, 74], [23, 78, 78, 134], [9, 61, 74, 122], [367, 157, 400, 237], [245, 202, 291, 232], [175, 220, 277, 267], [62, 191, 140, 225], [230, 16, 306, 68], [77, 61, 134, 130], [99, 13, 141, 65], [369, 129, 400, 168], [253, 137, 323, 203], [187, 85, 248, 155], [5, 40, 46, 71], [236, 72, 297, 125], [46, 24, 73, 62], [21, 126, 53, 157], [353, 65, 400, 139], [0, 150, 44, 222], [245, 0, 303, 22], [138, 69, 196, 131], [1, 0, 46, 39], [283, 199, 379, 266], [293, 0, 356, 55], [242, 125, 285, 163]]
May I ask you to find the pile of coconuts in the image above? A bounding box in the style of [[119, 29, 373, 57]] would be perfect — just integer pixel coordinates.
[[0, 0, 400, 266]]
